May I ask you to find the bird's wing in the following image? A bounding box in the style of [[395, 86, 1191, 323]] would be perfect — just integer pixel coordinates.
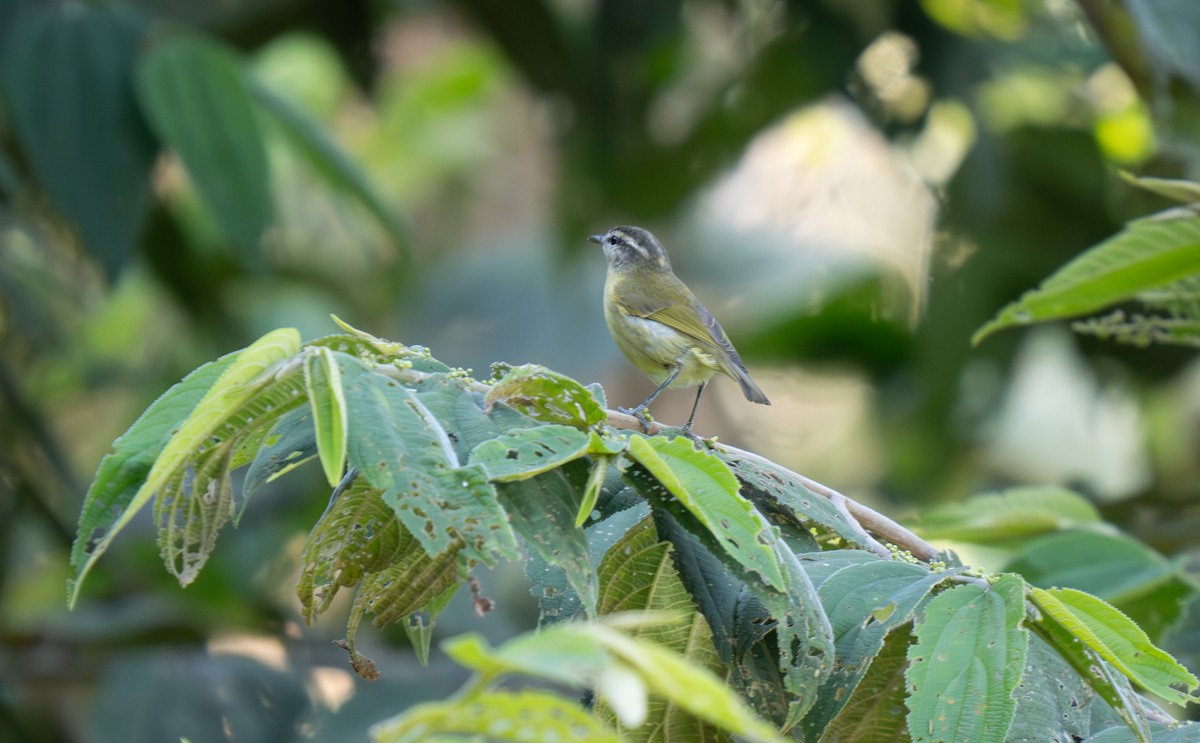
[[612, 280, 750, 372]]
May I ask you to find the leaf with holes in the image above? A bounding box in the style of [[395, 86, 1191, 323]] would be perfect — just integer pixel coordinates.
[[68, 328, 301, 605], [905, 578, 1026, 743], [484, 364, 606, 429], [338, 354, 518, 565], [468, 424, 589, 482]]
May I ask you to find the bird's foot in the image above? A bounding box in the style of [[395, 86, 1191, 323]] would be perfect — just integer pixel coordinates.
[[618, 406, 654, 433], [675, 424, 717, 449]]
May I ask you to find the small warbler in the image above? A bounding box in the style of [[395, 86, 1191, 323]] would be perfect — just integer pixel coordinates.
[[590, 225, 769, 435]]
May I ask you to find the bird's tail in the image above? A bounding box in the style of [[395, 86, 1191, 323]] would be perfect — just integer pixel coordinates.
[[730, 364, 770, 405]]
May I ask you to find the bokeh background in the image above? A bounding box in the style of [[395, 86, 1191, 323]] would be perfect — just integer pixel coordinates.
[[2, 0, 1198, 740]]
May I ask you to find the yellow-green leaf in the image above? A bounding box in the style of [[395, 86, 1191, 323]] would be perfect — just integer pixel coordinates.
[[305, 346, 348, 486]]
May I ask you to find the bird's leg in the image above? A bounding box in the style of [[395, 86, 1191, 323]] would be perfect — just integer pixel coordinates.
[[680, 381, 707, 442], [621, 366, 681, 432]]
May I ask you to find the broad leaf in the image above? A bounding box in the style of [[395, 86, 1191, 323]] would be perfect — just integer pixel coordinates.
[[720, 451, 879, 550], [248, 79, 412, 261], [137, 34, 272, 254], [627, 435, 784, 591], [68, 328, 301, 605], [468, 424, 590, 481], [497, 460, 596, 617], [912, 486, 1101, 543], [1120, 172, 1200, 204], [802, 560, 964, 738], [973, 215, 1200, 344], [371, 689, 620, 743], [241, 407, 317, 510], [338, 354, 519, 564], [485, 364, 607, 429], [1006, 531, 1177, 604], [905, 579, 1026, 743], [1, 5, 155, 277], [1006, 634, 1126, 743], [1031, 587, 1198, 706], [820, 623, 913, 743], [594, 517, 726, 741]]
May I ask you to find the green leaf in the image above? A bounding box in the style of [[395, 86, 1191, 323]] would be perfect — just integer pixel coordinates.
[[496, 461, 596, 617], [468, 424, 590, 482], [973, 216, 1200, 345], [136, 34, 272, 254], [585, 622, 788, 743], [1029, 593, 1152, 742], [1006, 531, 1177, 604], [370, 689, 619, 743], [1031, 587, 1198, 706], [338, 354, 519, 565], [626, 435, 784, 592], [304, 347, 348, 486], [248, 78, 412, 262], [1006, 634, 1126, 743], [241, 406, 317, 509], [485, 364, 607, 429], [594, 517, 727, 740], [802, 560, 964, 739], [632, 468, 834, 728], [576, 454, 610, 527], [402, 582, 459, 666], [1, 5, 155, 277], [720, 452, 880, 550], [68, 328, 301, 606], [1120, 171, 1200, 203], [905, 580, 1026, 743], [820, 623, 913, 743], [296, 476, 402, 623], [911, 486, 1101, 543], [443, 628, 613, 688]]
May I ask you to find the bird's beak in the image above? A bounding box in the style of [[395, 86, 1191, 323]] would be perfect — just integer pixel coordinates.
[[587, 234, 603, 244]]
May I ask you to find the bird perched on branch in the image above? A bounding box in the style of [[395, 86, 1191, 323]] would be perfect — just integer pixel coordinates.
[[590, 225, 769, 436]]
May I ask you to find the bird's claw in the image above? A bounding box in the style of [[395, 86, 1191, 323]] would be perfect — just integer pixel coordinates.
[[618, 406, 653, 433]]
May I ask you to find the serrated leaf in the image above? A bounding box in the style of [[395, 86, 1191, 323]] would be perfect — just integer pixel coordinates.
[[337, 354, 519, 565], [136, 34, 271, 254], [973, 216, 1200, 345], [1, 5, 155, 277], [1031, 587, 1198, 707], [68, 328, 301, 606], [497, 460, 596, 617], [820, 623, 913, 743], [585, 622, 788, 743], [629, 465, 834, 728], [912, 486, 1101, 543], [1006, 531, 1176, 605], [296, 476, 402, 622], [627, 435, 784, 592], [304, 347, 348, 486], [468, 424, 589, 482], [247, 78, 412, 261], [370, 689, 619, 743], [1006, 634, 1125, 743], [594, 517, 727, 741], [720, 452, 877, 550], [905, 581, 1025, 743], [485, 364, 606, 429], [803, 561, 964, 739]]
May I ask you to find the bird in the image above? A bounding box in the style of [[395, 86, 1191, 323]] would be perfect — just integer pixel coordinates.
[[590, 225, 769, 437]]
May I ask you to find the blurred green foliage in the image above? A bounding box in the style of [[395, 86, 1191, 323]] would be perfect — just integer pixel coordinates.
[[2, 0, 1200, 740]]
